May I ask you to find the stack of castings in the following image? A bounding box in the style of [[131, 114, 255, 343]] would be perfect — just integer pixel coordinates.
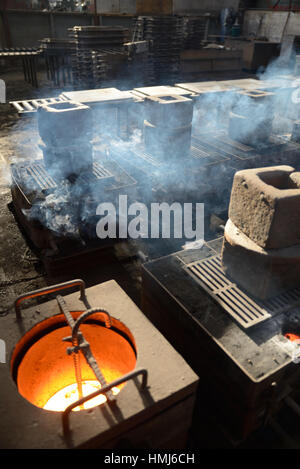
[[72, 49, 108, 88], [40, 38, 76, 86], [183, 16, 209, 49], [69, 26, 130, 50], [37, 100, 94, 180], [143, 95, 194, 163], [68, 26, 130, 88], [132, 16, 184, 85]]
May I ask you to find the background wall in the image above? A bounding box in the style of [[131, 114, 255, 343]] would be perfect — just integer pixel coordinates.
[[243, 10, 300, 42], [254, 0, 300, 9], [0, 11, 133, 47], [173, 0, 240, 14], [95, 0, 241, 14], [0, 0, 241, 48], [96, 0, 136, 14]]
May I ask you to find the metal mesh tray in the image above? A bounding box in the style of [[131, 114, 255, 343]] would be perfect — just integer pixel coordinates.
[[185, 254, 300, 329]]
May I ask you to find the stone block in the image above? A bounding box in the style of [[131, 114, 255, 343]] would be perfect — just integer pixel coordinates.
[[228, 165, 300, 249], [221, 218, 300, 299], [144, 120, 192, 159], [144, 95, 194, 128], [37, 100, 93, 147], [40, 141, 93, 179], [228, 111, 273, 146], [228, 90, 275, 145]]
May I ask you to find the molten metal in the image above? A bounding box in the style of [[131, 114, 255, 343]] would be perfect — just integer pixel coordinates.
[[285, 333, 300, 342], [11, 311, 137, 412], [43, 380, 120, 412]]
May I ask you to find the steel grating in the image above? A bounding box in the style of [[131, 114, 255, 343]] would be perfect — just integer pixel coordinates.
[[78, 162, 114, 183], [185, 255, 300, 328], [28, 162, 57, 190], [216, 134, 253, 152], [190, 144, 210, 159], [15, 160, 114, 190], [132, 148, 162, 167], [193, 133, 254, 160], [190, 136, 229, 164], [10, 97, 68, 116], [16, 161, 57, 191]]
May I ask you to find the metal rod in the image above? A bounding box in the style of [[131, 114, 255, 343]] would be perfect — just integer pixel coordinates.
[[57, 295, 83, 406], [31, 100, 40, 108], [21, 57, 28, 82], [32, 56, 38, 88], [72, 308, 112, 337], [22, 101, 34, 111], [24, 57, 29, 83], [62, 368, 148, 435], [58, 301, 114, 404], [27, 56, 33, 86], [70, 308, 113, 401], [57, 295, 76, 328], [10, 101, 23, 112], [14, 279, 86, 319], [45, 54, 50, 79]]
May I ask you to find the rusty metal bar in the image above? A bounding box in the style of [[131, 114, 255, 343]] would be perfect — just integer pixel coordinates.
[[69, 308, 113, 401], [57, 295, 76, 328], [57, 295, 84, 406], [62, 368, 148, 435], [14, 279, 86, 320], [72, 308, 112, 335], [58, 299, 114, 404]]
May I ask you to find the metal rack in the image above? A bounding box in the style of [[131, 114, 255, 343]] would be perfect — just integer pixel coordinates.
[[0, 48, 42, 88]]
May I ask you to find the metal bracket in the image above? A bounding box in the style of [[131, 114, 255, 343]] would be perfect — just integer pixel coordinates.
[[14, 279, 86, 320], [62, 368, 148, 436]]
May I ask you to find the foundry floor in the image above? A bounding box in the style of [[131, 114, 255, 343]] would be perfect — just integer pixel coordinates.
[[1, 64, 300, 450]]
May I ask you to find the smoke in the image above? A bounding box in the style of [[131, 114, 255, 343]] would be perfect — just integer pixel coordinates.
[[24, 180, 80, 238], [4, 41, 299, 245]]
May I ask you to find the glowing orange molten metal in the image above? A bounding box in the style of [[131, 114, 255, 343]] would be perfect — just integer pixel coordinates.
[[44, 380, 120, 412], [11, 311, 137, 412], [285, 333, 300, 342]]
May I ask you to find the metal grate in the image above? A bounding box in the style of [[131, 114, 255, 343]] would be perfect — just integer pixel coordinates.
[[193, 133, 253, 160], [132, 149, 162, 168], [22, 161, 57, 191], [185, 255, 300, 328], [190, 136, 229, 164], [78, 162, 114, 183], [9, 97, 69, 116], [216, 134, 253, 152], [93, 162, 113, 178], [17, 161, 114, 189], [190, 144, 210, 159]]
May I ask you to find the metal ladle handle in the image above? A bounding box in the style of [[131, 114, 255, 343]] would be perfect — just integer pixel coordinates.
[[14, 279, 86, 320]]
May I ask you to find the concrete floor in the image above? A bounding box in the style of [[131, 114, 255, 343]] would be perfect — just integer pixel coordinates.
[[0, 68, 48, 314], [1, 63, 300, 450]]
